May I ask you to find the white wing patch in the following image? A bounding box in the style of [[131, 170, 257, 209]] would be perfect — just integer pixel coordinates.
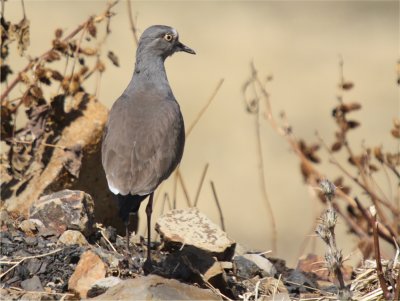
[[106, 176, 120, 195]]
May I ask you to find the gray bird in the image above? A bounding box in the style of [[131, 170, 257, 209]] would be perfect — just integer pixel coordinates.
[[101, 25, 195, 267]]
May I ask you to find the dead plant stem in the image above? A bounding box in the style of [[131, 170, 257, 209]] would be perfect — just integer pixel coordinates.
[[250, 64, 277, 254], [210, 180, 225, 231], [373, 221, 391, 300], [177, 169, 192, 207], [185, 78, 224, 138], [126, 0, 139, 45], [0, 0, 119, 102], [193, 163, 209, 207], [0, 248, 63, 279]]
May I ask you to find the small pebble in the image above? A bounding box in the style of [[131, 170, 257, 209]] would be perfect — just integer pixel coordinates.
[[24, 236, 38, 246]]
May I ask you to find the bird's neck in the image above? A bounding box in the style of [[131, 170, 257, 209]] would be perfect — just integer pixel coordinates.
[[127, 54, 174, 98]]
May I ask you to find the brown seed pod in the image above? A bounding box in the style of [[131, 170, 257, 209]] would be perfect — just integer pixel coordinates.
[[331, 141, 342, 152]]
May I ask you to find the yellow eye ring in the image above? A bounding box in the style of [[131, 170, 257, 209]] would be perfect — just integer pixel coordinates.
[[164, 34, 173, 42]]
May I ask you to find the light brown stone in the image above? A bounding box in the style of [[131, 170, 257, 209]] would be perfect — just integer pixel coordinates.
[[68, 250, 107, 298], [93, 275, 221, 300], [156, 208, 236, 261], [18, 219, 44, 234], [58, 230, 89, 246]]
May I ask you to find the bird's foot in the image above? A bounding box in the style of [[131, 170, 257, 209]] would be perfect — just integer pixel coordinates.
[[143, 258, 154, 275]]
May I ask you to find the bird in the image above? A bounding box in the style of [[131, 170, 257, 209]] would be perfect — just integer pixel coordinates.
[[101, 25, 195, 268]]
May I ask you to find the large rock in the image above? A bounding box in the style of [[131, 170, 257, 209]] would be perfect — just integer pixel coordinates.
[[156, 208, 236, 261], [87, 276, 123, 298], [93, 275, 221, 300], [68, 250, 107, 298], [29, 190, 94, 236], [3, 97, 108, 216]]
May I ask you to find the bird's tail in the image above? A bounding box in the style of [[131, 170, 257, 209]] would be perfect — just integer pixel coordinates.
[[117, 194, 148, 223]]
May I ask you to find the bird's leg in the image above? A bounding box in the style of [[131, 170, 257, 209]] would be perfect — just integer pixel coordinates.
[[145, 192, 154, 261], [143, 192, 154, 274], [125, 219, 130, 253]]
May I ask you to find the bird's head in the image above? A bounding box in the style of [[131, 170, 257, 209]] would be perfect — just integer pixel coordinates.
[[137, 25, 196, 59]]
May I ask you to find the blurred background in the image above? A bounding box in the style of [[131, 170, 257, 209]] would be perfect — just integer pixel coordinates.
[[5, 0, 399, 266]]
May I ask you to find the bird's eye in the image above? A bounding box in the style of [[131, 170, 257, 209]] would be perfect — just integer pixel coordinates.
[[164, 34, 173, 42]]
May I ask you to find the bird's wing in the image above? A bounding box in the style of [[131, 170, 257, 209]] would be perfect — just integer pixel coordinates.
[[101, 94, 185, 196]]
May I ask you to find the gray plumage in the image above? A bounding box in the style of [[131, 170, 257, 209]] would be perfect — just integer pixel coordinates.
[[102, 25, 194, 197], [101, 25, 195, 248]]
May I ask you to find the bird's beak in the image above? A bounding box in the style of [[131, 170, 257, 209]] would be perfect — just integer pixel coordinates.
[[175, 41, 196, 55]]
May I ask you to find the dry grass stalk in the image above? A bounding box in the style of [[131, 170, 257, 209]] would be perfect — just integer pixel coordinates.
[[243, 62, 278, 254], [6, 287, 74, 297], [315, 179, 349, 299], [126, 0, 139, 45], [210, 180, 225, 231], [177, 169, 192, 207], [243, 61, 399, 263], [0, 248, 64, 279], [1, 0, 118, 102], [185, 78, 224, 138], [350, 258, 399, 301], [193, 163, 209, 207]]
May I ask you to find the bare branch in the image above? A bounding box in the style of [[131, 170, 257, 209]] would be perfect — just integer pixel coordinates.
[[210, 180, 225, 231], [126, 0, 139, 46], [194, 163, 209, 207], [185, 78, 224, 138]]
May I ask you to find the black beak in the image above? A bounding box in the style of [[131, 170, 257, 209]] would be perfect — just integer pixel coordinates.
[[175, 41, 196, 55]]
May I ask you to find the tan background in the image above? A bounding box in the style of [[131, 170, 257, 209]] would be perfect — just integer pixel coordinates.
[[5, 0, 399, 265]]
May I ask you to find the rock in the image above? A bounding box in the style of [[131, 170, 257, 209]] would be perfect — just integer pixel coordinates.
[[30, 190, 95, 236], [297, 253, 328, 281], [285, 269, 319, 295], [160, 246, 216, 281], [233, 256, 265, 279], [21, 275, 44, 292], [204, 261, 225, 282], [0, 210, 11, 227], [93, 275, 221, 300], [18, 219, 44, 235], [38, 228, 58, 240], [156, 208, 236, 261], [25, 259, 43, 275], [3, 97, 108, 217], [23, 236, 38, 246], [242, 253, 276, 276], [87, 276, 123, 298], [58, 230, 89, 246], [93, 247, 122, 269], [68, 250, 107, 298], [234, 243, 247, 256]]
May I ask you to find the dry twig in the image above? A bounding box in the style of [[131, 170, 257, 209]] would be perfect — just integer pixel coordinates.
[[194, 163, 209, 207], [1, 0, 119, 102], [210, 180, 225, 231], [185, 78, 224, 138], [0, 248, 64, 279], [126, 0, 139, 45]]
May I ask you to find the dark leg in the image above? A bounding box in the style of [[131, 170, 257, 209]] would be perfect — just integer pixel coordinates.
[[143, 192, 154, 274], [146, 192, 154, 261], [125, 220, 130, 252], [117, 194, 146, 254]]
